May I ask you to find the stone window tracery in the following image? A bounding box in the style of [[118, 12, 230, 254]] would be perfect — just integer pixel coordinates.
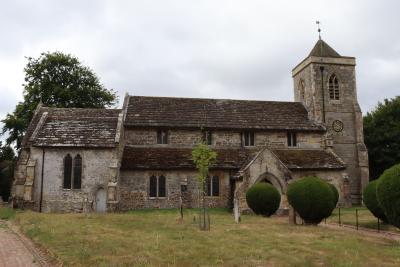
[[328, 74, 340, 100]]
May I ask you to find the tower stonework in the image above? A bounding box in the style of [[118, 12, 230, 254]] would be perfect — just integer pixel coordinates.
[[292, 39, 369, 204]]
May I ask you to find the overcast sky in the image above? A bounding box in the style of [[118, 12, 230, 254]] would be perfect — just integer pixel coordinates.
[[1, 0, 400, 128]]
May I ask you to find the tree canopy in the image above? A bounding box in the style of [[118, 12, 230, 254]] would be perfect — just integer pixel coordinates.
[[0, 141, 15, 201], [192, 143, 217, 191], [1, 51, 118, 149], [364, 96, 400, 180]]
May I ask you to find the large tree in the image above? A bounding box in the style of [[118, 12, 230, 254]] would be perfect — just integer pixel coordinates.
[[364, 96, 400, 180], [1, 51, 118, 149]]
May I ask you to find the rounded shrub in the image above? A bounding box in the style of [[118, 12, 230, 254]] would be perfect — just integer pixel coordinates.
[[328, 183, 339, 207], [246, 182, 281, 217], [377, 163, 400, 228], [287, 176, 335, 225], [363, 180, 387, 222]]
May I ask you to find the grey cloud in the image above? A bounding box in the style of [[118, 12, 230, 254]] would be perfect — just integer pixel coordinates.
[[1, 0, 399, 132]]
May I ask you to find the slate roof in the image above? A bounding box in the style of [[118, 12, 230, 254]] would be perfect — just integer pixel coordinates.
[[121, 146, 344, 171], [125, 96, 324, 131], [27, 107, 121, 148], [308, 39, 342, 58], [121, 146, 254, 170], [273, 149, 345, 170]]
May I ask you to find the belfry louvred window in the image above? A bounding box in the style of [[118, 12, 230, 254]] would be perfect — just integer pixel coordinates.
[[328, 74, 340, 100]]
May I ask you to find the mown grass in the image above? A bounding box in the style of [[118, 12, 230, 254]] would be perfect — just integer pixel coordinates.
[[13, 208, 400, 267], [327, 207, 400, 233], [0, 207, 16, 220]]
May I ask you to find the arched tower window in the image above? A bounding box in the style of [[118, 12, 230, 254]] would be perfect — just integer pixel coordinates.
[[328, 74, 340, 100], [63, 154, 72, 189], [298, 79, 305, 101], [73, 154, 82, 189]]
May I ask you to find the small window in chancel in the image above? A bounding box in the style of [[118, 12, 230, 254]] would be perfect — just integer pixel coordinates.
[[63, 154, 72, 189], [328, 74, 340, 100], [73, 154, 82, 189]]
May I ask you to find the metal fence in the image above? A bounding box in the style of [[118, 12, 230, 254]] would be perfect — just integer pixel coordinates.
[[327, 207, 384, 232]]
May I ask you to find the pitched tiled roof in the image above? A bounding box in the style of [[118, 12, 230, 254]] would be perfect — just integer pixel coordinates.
[[28, 107, 121, 148], [308, 39, 341, 58], [125, 96, 324, 131], [121, 146, 254, 170], [273, 149, 345, 170]]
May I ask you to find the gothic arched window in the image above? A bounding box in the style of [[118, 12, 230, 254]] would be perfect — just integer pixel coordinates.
[[328, 74, 340, 100], [298, 79, 305, 101], [73, 154, 82, 189], [63, 154, 72, 189]]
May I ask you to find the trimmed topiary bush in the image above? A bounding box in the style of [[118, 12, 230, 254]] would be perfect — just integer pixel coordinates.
[[246, 182, 281, 217], [377, 163, 400, 228], [363, 180, 387, 222], [328, 183, 339, 207], [287, 176, 335, 225]]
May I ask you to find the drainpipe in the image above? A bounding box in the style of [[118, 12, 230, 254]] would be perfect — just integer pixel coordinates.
[[39, 148, 45, 212], [320, 66, 326, 123]]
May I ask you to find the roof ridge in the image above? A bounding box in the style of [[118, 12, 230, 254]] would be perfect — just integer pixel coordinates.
[[130, 95, 302, 104]]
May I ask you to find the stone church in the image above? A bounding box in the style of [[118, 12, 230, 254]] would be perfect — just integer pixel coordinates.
[[11, 39, 369, 213]]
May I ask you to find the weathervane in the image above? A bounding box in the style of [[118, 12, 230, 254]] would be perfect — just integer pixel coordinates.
[[316, 21, 321, 40]]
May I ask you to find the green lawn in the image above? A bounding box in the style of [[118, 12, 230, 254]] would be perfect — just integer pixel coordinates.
[[327, 207, 400, 233], [5, 208, 400, 266], [0, 206, 15, 220]]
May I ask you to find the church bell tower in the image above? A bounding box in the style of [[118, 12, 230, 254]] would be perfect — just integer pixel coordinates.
[[291, 38, 369, 204]]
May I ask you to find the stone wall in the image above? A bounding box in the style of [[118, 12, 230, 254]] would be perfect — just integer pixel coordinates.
[[119, 169, 232, 210], [124, 128, 324, 149], [29, 147, 118, 212]]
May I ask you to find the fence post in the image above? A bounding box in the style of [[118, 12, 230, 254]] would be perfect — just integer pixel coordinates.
[[356, 208, 358, 230], [378, 218, 380, 232], [338, 207, 341, 226]]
